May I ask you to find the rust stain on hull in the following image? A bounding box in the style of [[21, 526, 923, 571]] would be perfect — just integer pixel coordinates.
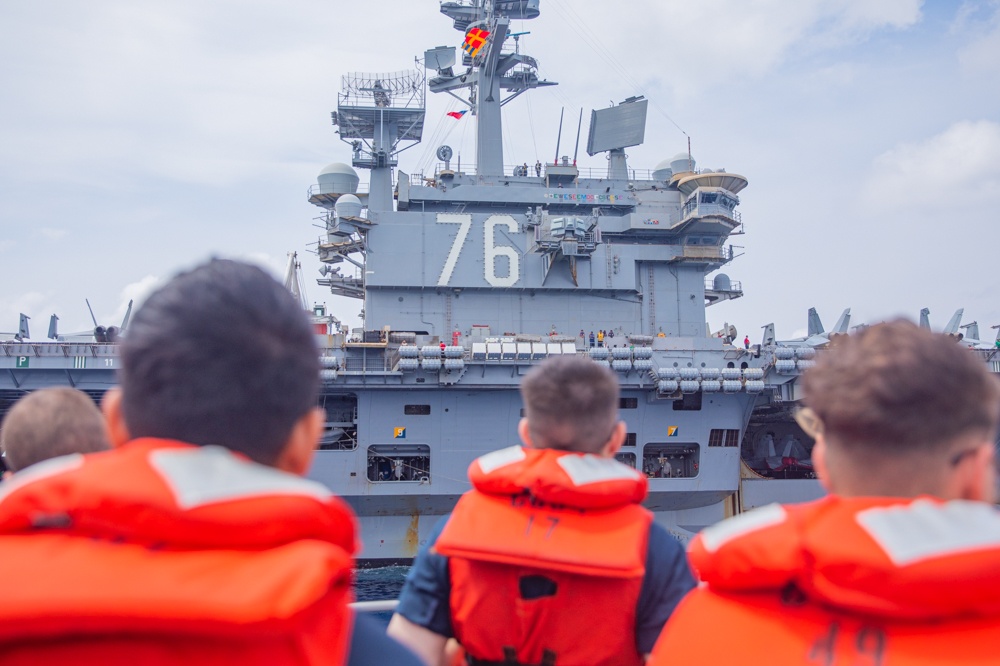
[[403, 513, 420, 558]]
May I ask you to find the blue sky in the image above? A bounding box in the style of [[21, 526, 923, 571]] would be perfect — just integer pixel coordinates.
[[1, 0, 997, 341]]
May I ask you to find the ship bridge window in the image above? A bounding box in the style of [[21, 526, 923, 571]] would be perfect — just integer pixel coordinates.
[[367, 444, 430, 482], [720, 195, 737, 210], [318, 394, 358, 450], [686, 235, 720, 246], [615, 452, 637, 469], [700, 192, 718, 204], [619, 397, 638, 409], [404, 404, 431, 415], [643, 443, 700, 478], [624, 432, 637, 447]]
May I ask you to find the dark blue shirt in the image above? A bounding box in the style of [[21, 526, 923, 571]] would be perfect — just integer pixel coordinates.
[[347, 613, 424, 666], [395, 515, 695, 654]]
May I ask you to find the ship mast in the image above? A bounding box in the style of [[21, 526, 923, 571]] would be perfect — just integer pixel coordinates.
[[432, 0, 555, 178], [333, 71, 426, 211]]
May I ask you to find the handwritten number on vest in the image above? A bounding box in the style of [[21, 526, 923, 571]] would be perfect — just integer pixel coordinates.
[[809, 622, 886, 666], [854, 627, 886, 666], [524, 514, 560, 539]]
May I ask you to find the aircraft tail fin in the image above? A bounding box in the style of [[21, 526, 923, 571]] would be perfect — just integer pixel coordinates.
[[761, 323, 775, 347], [943, 308, 964, 336], [47, 314, 59, 340], [120, 300, 134, 331], [86, 298, 99, 328], [832, 308, 851, 334], [807, 307, 824, 337], [961, 321, 980, 341], [919, 308, 930, 330], [16, 314, 30, 341]]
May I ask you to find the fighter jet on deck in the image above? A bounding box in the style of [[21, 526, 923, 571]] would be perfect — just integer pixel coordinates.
[[761, 307, 852, 348]]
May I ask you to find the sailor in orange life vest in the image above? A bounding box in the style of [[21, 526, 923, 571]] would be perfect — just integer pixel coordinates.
[[0, 259, 421, 666], [387, 355, 695, 666], [649, 319, 1000, 666]]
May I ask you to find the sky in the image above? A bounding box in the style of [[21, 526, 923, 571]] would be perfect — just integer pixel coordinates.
[[1, 0, 998, 342]]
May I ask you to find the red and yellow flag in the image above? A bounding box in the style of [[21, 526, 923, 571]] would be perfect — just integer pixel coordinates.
[[462, 28, 490, 58]]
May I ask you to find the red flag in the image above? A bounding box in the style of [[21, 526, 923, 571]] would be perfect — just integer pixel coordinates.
[[462, 28, 490, 58], [447, 110, 467, 120]]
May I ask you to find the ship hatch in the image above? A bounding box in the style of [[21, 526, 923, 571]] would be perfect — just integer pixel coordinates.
[[319, 394, 358, 450], [367, 444, 431, 482], [643, 443, 700, 479]]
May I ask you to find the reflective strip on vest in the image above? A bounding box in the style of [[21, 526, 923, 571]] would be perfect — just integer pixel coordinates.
[[476, 446, 526, 474], [0, 454, 84, 505], [556, 454, 641, 486], [856, 499, 1000, 566], [700, 503, 787, 553], [149, 446, 332, 510]]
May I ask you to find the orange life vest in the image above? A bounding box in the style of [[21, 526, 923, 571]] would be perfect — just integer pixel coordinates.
[[0, 438, 359, 666], [650, 496, 1000, 665], [435, 446, 652, 666]]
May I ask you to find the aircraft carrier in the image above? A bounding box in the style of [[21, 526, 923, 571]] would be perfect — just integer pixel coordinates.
[[2, 0, 998, 564]]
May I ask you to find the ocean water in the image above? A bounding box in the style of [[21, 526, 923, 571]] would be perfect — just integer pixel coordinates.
[[354, 566, 410, 627], [354, 565, 410, 601]]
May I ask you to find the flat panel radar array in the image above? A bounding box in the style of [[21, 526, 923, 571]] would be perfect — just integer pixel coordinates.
[[586, 98, 648, 156]]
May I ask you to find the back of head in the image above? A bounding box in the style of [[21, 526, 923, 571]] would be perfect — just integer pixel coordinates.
[[520, 355, 620, 453], [802, 320, 1000, 490], [1, 387, 110, 473], [119, 259, 319, 466]]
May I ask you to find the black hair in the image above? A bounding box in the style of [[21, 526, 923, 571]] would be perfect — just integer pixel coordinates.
[[119, 259, 319, 465]]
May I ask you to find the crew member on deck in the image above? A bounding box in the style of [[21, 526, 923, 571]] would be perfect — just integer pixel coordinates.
[[387, 356, 695, 665]]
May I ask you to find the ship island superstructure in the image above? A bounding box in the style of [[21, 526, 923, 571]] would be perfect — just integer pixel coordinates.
[[302, 0, 773, 560]]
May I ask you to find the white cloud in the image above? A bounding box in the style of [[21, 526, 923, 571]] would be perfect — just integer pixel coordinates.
[[864, 119, 1000, 208], [111, 275, 164, 328], [551, 0, 923, 98], [957, 2, 1000, 75]]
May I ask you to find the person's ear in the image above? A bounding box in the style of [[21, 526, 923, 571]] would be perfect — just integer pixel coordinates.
[[100, 388, 132, 448], [599, 421, 627, 458], [812, 435, 834, 493], [958, 442, 996, 503], [518, 417, 537, 448], [274, 407, 324, 476]]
